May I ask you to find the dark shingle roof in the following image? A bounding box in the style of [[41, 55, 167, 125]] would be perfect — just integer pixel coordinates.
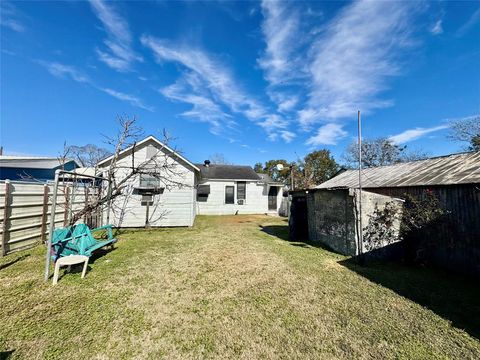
[[196, 164, 261, 181]]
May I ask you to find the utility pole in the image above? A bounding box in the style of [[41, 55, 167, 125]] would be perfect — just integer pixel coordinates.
[[357, 110, 364, 261]]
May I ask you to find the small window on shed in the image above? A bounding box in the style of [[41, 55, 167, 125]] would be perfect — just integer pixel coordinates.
[[225, 186, 234, 204]]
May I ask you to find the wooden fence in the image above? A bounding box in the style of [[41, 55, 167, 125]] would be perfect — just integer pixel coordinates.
[[0, 180, 101, 256]]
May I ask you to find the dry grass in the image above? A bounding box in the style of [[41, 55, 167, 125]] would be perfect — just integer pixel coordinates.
[[0, 215, 479, 359]]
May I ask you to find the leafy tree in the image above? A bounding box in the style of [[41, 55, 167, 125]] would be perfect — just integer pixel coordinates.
[[253, 162, 265, 173], [343, 137, 427, 168], [449, 116, 480, 151], [263, 159, 291, 182], [296, 150, 339, 188]]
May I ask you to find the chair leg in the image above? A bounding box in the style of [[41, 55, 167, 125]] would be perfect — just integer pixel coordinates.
[[81, 258, 89, 279], [53, 261, 61, 285]]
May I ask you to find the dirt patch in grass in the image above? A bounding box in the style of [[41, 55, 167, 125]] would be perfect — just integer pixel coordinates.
[[1, 215, 479, 359]]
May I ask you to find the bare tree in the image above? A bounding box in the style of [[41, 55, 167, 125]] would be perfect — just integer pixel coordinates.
[[448, 116, 480, 151], [209, 153, 232, 165], [69, 116, 189, 225], [342, 137, 428, 168], [66, 144, 112, 167]]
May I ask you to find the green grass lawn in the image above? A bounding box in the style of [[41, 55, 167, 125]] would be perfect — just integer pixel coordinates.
[[1, 215, 479, 359]]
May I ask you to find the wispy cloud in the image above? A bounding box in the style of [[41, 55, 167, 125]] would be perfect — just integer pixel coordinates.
[[258, 0, 303, 86], [142, 35, 294, 141], [159, 72, 234, 135], [0, 2, 25, 32], [306, 123, 347, 146], [388, 125, 449, 144], [301, 0, 420, 128], [456, 8, 480, 37], [99, 88, 153, 111], [430, 19, 443, 35], [40, 62, 91, 83], [88, 0, 141, 72], [38, 61, 152, 111]]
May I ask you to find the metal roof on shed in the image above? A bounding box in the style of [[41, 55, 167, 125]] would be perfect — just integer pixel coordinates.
[[196, 164, 261, 181], [0, 156, 79, 169], [316, 151, 480, 189]]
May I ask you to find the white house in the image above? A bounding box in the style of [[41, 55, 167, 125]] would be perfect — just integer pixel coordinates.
[[195, 161, 284, 216], [96, 136, 285, 228], [97, 136, 199, 228]]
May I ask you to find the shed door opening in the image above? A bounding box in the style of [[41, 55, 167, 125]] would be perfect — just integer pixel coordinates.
[[268, 186, 278, 210]]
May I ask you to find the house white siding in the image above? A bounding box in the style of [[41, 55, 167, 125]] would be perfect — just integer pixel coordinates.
[[196, 179, 283, 215], [100, 142, 196, 227]]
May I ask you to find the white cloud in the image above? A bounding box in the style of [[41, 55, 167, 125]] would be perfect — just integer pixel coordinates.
[[301, 0, 419, 127], [38, 61, 152, 111], [0, 2, 25, 32], [388, 125, 449, 144], [430, 19, 443, 35], [457, 8, 480, 37], [40, 62, 91, 83], [159, 73, 234, 135], [142, 35, 294, 141], [258, 0, 304, 85], [280, 130, 296, 143], [306, 123, 347, 146], [100, 88, 154, 112], [89, 0, 141, 71]]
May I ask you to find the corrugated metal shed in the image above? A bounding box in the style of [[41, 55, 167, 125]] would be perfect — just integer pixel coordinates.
[[316, 151, 480, 189], [0, 156, 79, 169]]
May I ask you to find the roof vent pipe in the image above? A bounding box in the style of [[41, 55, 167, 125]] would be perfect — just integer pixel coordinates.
[[204, 160, 211, 167]]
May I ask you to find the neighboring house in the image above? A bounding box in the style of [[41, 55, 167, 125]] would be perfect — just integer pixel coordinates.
[[290, 151, 480, 277], [195, 161, 284, 215], [0, 156, 79, 181], [96, 136, 199, 228]]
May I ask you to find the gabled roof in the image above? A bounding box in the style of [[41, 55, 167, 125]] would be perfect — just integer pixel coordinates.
[[0, 156, 80, 169], [196, 164, 261, 181], [316, 151, 480, 189], [97, 135, 199, 171]]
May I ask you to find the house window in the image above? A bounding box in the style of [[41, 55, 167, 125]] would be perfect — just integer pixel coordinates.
[[225, 186, 234, 204], [140, 175, 160, 188], [237, 181, 246, 203], [197, 184, 210, 202]]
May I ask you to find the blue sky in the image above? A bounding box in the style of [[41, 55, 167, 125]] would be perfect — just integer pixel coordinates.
[[1, 0, 479, 166]]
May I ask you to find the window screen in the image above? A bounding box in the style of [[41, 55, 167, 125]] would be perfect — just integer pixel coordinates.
[[140, 175, 160, 188], [237, 182, 246, 200], [225, 186, 234, 204]]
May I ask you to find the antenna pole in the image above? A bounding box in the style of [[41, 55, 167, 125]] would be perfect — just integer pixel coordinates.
[[357, 110, 363, 259]]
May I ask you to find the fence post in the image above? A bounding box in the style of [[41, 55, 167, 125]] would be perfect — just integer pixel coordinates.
[[2, 180, 11, 256], [40, 184, 49, 243], [63, 185, 70, 226]]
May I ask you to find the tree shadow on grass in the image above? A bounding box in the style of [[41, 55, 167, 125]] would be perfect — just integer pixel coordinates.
[[259, 224, 332, 251], [0, 254, 30, 271], [0, 350, 14, 360], [339, 256, 480, 340]]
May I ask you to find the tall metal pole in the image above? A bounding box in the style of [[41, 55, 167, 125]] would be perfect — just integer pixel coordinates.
[[44, 170, 60, 282], [357, 110, 363, 258]]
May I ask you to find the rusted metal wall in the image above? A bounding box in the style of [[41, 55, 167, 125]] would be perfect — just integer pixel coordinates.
[[366, 184, 480, 277]]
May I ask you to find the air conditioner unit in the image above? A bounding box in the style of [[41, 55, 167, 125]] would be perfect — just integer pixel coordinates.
[[237, 199, 245, 205]]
